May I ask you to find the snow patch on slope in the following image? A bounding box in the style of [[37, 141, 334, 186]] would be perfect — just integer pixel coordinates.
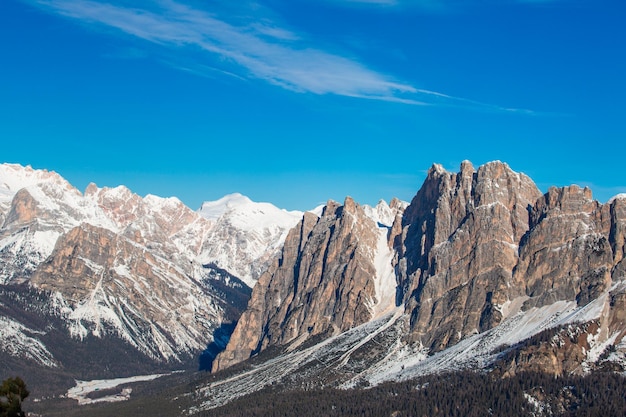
[[363, 199, 407, 227], [0, 316, 56, 367], [371, 228, 398, 318], [607, 193, 626, 204], [197, 193, 303, 287], [67, 373, 171, 405], [365, 286, 616, 386]]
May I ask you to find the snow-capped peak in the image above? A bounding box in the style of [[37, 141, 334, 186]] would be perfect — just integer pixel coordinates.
[[0, 163, 71, 208], [198, 193, 253, 221], [363, 198, 408, 227], [607, 193, 626, 204], [197, 193, 303, 287]]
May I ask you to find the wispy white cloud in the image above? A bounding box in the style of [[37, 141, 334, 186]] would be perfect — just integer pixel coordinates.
[[325, 0, 564, 9], [32, 0, 417, 100], [319, 0, 452, 11], [27, 0, 532, 112]]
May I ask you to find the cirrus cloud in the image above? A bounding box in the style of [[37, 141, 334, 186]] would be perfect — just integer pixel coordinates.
[[27, 0, 533, 111]]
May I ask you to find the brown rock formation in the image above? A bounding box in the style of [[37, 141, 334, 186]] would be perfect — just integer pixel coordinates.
[[214, 162, 626, 375], [607, 196, 626, 278], [31, 223, 219, 361], [213, 197, 382, 371], [395, 161, 542, 350], [496, 322, 600, 377], [514, 185, 613, 308]]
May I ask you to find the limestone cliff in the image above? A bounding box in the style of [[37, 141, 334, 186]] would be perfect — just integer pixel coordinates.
[[513, 185, 613, 308], [31, 223, 221, 361], [214, 161, 626, 377], [395, 161, 542, 351], [212, 197, 398, 371]]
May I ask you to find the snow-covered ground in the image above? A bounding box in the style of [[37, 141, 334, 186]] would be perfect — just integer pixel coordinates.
[[370, 227, 398, 319], [191, 282, 624, 413], [66, 373, 172, 405], [197, 193, 303, 287], [0, 316, 56, 367]]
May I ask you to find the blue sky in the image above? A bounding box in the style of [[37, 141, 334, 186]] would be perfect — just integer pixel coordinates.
[[1, 0, 625, 210]]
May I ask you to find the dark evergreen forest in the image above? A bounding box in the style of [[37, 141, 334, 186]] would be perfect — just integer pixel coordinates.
[[200, 371, 626, 417]]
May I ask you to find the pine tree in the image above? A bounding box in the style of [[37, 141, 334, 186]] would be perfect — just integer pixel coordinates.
[[0, 377, 29, 417]]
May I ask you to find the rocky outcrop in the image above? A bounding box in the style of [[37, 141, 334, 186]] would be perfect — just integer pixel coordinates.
[[495, 279, 626, 377], [513, 186, 613, 308], [495, 321, 601, 377], [214, 161, 626, 377], [31, 223, 221, 361], [608, 195, 626, 280], [0, 185, 84, 284], [395, 161, 542, 351], [213, 197, 389, 372]]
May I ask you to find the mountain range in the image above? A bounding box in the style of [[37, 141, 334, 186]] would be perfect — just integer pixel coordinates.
[[1, 161, 625, 415]]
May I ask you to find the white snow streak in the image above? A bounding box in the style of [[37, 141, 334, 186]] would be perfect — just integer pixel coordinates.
[[67, 373, 171, 405], [371, 228, 398, 318], [0, 316, 57, 367]]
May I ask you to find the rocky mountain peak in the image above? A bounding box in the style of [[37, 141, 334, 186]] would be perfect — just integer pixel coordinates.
[[515, 183, 612, 309], [389, 197, 404, 211], [321, 199, 341, 217], [212, 196, 388, 372], [427, 162, 447, 177], [4, 188, 39, 226], [529, 185, 597, 229], [196, 193, 303, 287], [394, 161, 542, 350], [83, 182, 98, 196]]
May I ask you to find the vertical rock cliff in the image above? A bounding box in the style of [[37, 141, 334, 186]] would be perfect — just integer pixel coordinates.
[[213, 197, 402, 371], [513, 185, 612, 307], [213, 161, 626, 376], [395, 161, 542, 350]]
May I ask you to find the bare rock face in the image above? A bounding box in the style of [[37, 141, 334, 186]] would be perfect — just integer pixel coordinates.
[[607, 196, 626, 280], [394, 163, 626, 358], [395, 161, 542, 350], [495, 321, 601, 377], [213, 197, 382, 372], [31, 223, 220, 362], [514, 186, 613, 308], [210, 161, 626, 380], [4, 188, 39, 225]]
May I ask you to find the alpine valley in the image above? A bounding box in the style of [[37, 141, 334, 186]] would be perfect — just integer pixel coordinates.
[[1, 161, 626, 416]]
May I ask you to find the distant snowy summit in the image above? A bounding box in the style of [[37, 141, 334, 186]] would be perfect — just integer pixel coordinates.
[[195, 193, 407, 287], [197, 193, 303, 287], [0, 163, 404, 288], [0, 163, 311, 370]]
